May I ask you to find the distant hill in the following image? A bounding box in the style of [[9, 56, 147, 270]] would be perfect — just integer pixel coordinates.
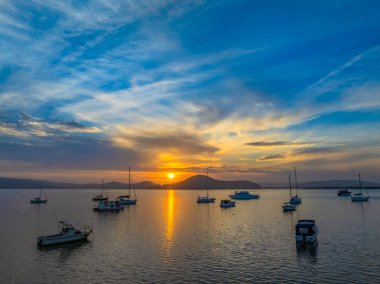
[[162, 175, 262, 189], [300, 180, 380, 189], [0, 177, 160, 189]]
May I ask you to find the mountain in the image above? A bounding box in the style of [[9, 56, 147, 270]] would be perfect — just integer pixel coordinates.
[[162, 175, 262, 189], [300, 180, 380, 189], [0, 177, 160, 189]]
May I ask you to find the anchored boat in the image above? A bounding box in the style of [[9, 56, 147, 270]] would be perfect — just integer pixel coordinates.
[[37, 221, 92, 247], [229, 190, 260, 200], [196, 172, 216, 203], [93, 200, 124, 212], [337, 189, 351, 196], [30, 182, 48, 204], [351, 174, 370, 202], [295, 220, 318, 243], [92, 179, 109, 201], [290, 167, 301, 205], [117, 166, 137, 205], [283, 174, 296, 212], [220, 199, 236, 208]]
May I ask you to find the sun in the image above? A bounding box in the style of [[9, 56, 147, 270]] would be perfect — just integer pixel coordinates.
[[168, 173, 175, 180]]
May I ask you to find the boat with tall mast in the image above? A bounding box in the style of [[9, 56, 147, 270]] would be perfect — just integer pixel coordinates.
[[118, 166, 137, 205], [92, 179, 109, 201], [290, 167, 301, 205], [283, 174, 296, 212], [196, 172, 216, 203], [351, 174, 370, 202], [30, 181, 48, 204]]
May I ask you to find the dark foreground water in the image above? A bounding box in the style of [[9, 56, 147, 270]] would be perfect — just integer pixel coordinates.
[[0, 188, 379, 283]]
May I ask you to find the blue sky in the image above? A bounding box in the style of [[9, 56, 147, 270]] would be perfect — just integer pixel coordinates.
[[0, 0, 379, 184]]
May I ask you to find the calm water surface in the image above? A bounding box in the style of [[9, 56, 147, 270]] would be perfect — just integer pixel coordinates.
[[0, 188, 379, 283]]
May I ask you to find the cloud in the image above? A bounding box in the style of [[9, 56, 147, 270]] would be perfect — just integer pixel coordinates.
[[246, 141, 314, 147]]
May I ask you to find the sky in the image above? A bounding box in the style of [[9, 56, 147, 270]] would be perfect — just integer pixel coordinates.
[[0, 0, 380, 185]]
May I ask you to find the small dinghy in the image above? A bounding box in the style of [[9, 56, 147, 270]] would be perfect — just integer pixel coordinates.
[[337, 189, 351, 196], [220, 199, 236, 208], [93, 200, 124, 212], [295, 219, 318, 243], [37, 221, 92, 247], [282, 202, 296, 212]]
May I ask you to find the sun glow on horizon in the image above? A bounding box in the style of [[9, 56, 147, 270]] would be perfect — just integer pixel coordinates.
[[168, 173, 175, 180]]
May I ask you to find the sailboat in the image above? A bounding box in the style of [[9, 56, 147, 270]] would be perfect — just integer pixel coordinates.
[[196, 173, 216, 203], [92, 179, 109, 201], [290, 167, 301, 205], [31, 181, 48, 203], [283, 174, 296, 212], [117, 166, 137, 205], [351, 174, 370, 202]]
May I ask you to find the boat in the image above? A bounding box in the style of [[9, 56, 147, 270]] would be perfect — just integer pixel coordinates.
[[93, 200, 124, 212], [30, 182, 48, 203], [92, 179, 109, 201], [290, 167, 301, 205], [229, 190, 260, 200], [196, 172, 216, 203], [283, 175, 296, 212], [295, 219, 318, 243], [117, 166, 137, 205], [37, 221, 92, 247], [220, 199, 236, 208], [337, 189, 351, 196], [351, 174, 370, 202], [283, 202, 296, 212]]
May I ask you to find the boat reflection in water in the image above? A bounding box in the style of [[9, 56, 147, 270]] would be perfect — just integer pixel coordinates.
[[296, 241, 318, 262], [163, 190, 175, 263]]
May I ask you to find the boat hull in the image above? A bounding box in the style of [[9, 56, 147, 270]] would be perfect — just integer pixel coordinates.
[[38, 232, 91, 247], [197, 197, 216, 203], [230, 196, 259, 200], [93, 207, 123, 212], [295, 234, 317, 243], [351, 196, 370, 202], [119, 199, 137, 205], [31, 199, 47, 204]]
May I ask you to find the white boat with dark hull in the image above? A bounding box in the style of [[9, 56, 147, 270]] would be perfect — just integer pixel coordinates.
[[93, 200, 124, 212], [290, 167, 301, 205], [220, 199, 236, 208], [295, 220, 318, 243], [93, 179, 109, 201], [37, 221, 92, 247], [229, 191, 260, 200], [30, 182, 48, 204], [196, 172, 216, 203], [351, 174, 370, 202], [117, 166, 137, 205]]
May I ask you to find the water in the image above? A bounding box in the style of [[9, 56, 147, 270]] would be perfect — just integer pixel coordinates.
[[0, 188, 379, 283]]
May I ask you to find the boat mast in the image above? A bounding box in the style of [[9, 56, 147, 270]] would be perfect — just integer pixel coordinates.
[[288, 174, 292, 197], [358, 173, 362, 195], [129, 166, 131, 196], [39, 181, 42, 198], [206, 172, 209, 197], [294, 167, 298, 196], [101, 179, 104, 195]]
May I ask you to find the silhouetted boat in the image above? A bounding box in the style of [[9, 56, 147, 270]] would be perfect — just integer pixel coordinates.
[[337, 189, 351, 196], [117, 166, 137, 205], [37, 221, 92, 247], [229, 190, 260, 200], [30, 182, 47, 204], [93, 200, 124, 212], [220, 199, 235, 208], [290, 167, 301, 205], [92, 179, 109, 201], [295, 220, 318, 243], [283, 175, 296, 212], [196, 172, 216, 203], [351, 174, 370, 202]]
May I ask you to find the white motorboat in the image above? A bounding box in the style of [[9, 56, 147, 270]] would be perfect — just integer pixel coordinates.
[[220, 199, 236, 208], [196, 172, 216, 203], [351, 174, 370, 202], [229, 190, 260, 200], [31, 182, 47, 204], [92, 179, 109, 201], [295, 219, 318, 243], [282, 202, 296, 212], [93, 200, 124, 212], [37, 221, 92, 247], [118, 166, 137, 205]]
